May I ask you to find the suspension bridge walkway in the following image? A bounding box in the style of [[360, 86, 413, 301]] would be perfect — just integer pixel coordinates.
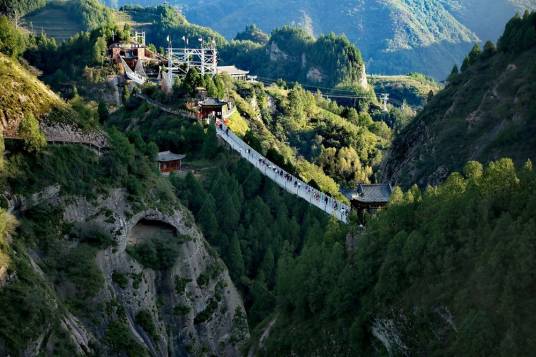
[[135, 95, 351, 223], [216, 124, 350, 223]]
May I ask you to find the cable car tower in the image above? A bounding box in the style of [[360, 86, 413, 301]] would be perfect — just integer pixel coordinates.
[[380, 93, 389, 111]]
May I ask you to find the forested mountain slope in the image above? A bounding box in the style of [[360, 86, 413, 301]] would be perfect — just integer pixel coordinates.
[[262, 158, 536, 356], [0, 0, 46, 18], [442, 0, 536, 42], [382, 12, 536, 187]]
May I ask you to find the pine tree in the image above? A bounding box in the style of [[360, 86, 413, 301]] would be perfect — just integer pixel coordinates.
[[202, 125, 219, 158], [228, 234, 246, 280], [448, 65, 459, 81], [259, 247, 275, 286], [461, 57, 470, 72], [98, 101, 109, 123], [483, 41, 497, 58], [467, 44, 482, 65]]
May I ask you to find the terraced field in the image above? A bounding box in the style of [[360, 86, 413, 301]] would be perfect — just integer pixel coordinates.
[[23, 5, 83, 42]]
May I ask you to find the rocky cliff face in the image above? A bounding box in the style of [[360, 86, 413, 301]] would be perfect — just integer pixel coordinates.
[[2, 188, 249, 356]]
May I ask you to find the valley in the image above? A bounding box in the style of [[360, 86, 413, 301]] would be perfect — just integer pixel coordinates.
[[0, 1, 536, 356]]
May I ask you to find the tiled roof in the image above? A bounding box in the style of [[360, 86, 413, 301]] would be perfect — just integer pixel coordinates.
[[200, 98, 228, 106], [346, 184, 392, 203], [157, 151, 186, 162], [217, 65, 249, 76]]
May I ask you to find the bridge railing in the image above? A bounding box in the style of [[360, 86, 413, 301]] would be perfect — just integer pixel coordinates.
[[216, 124, 350, 223]]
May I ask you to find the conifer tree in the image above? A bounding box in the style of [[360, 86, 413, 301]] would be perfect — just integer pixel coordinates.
[[228, 234, 245, 280]]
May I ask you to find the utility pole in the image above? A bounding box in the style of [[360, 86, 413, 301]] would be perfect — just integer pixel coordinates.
[[380, 93, 389, 112]]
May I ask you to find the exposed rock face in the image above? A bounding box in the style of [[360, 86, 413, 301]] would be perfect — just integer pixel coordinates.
[[269, 42, 289, 62], [7, 188, 249, 356], [61, 190, 249, 356], [306, 67, 324, 83]]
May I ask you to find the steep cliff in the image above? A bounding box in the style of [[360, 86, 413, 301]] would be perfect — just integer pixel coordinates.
[[0, 183, 249, 356]]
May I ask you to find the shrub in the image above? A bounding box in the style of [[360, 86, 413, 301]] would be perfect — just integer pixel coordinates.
[[112, 271, 128, 289], [135, 310, 158, 341], [18, 113, 47, 152], [126, 232, 184, 270]]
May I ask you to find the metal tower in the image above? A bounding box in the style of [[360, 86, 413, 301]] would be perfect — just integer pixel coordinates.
[[164, 38, 218, 82]]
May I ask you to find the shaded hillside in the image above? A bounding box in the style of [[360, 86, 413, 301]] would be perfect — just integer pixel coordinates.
[[442, 0, 536, 41], [382, 13, 536, 187]]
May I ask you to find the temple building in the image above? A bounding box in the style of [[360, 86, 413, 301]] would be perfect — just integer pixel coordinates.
[[157, 151, 186, 175], [198, 98, 233, 122], [345, 183, 393, 213], [217, 65, 250, 81]]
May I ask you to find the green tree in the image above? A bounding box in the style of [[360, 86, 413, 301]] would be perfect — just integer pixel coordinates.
[[98, 101, 109, 123], [228, 234, 245, 280], [202, 125, 219, 158], [93, 36, 107, 65], [448, 64, 459, 81], [483, 40, 497, 58], [0, 16, 26, 57], [18, 113, 46, 152]]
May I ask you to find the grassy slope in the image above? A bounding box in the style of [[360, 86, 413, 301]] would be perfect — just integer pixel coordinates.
[[382, 45, 536, 187], [0, 54, 68, 136]]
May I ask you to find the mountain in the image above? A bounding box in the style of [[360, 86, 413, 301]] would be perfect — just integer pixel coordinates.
[[441, 0, 536, 41], [382, 12, 536, 187], [115, 0, 536, 79]]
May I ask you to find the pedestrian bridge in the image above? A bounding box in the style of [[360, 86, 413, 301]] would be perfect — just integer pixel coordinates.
[[216, 124, 350, 223]]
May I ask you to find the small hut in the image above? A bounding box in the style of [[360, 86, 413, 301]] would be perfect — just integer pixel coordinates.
[[157, 151, 186, 175]]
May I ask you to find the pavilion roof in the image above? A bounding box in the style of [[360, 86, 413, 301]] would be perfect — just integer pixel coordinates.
[[345, 184, 392, 203], [200, 98, 228, 107], [157, 151, 186, 162], [217, 65, 249, 76]]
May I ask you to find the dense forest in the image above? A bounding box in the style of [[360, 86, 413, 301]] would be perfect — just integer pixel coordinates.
[[264, 158, 536, 355], [0, 0, 46, 18]]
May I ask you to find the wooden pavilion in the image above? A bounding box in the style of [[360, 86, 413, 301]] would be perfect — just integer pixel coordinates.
[[157, 151, 186, 175], [345, 183, 393, 213]]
